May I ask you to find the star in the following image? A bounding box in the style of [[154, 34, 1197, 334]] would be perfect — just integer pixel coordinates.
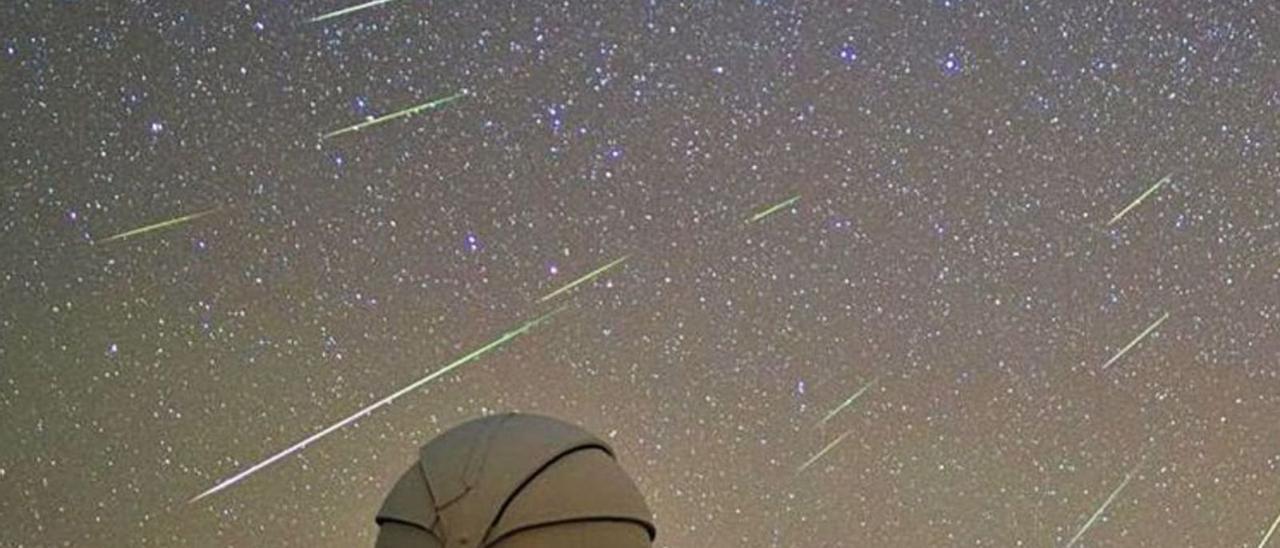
[[940, 52, 963, 75], [837, 44, 858, 63]]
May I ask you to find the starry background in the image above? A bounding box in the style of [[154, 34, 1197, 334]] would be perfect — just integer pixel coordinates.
[[2, 0, 1279, 546]]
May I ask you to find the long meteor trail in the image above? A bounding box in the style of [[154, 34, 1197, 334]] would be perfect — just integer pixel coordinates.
[[817, 377, 878, 428], [797, 429, 853, 473], [1064, 460, 1143, 548], [1259, 504, 1280, 548], [746, 194, 800, 224], [1100, 311, 1170, 370], [322, 91, 466, 139], [309, 0, 398, 23], [98, 208, 219, 243], [539, 255, 629, 303], [1107, 173, 1172, 226], [188, 307, 565, 504]]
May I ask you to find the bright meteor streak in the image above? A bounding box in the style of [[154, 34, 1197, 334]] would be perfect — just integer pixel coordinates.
[[817, 377, 878, 428], [538, 255, 629, 303], [797, 429, 853, 473], [746, 194, 800, 224], [322, 91, 466, 139], [309, 0, 398, 23], [188, 306, 565, 504], [1259, 503, 1280, 548], [1100, 311, 1170, 370], [1107, 173, 1171, 226], [98, 208, 219, 243], [1064, 460, 1143, 548]]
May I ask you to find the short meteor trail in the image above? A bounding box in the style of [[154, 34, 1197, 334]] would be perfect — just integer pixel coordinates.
[[797, 429, 853, 473], [308, 0, 398, 23], [1064, 460, 1143, 548], [816, 377, 878, 428], [188, 306, 565, 504], [538, 255, 629, 303], [322, 91, 466, 139], [1100, 311, 1170, 370], [746, 194, 800, 224], [1259, 504, 1280, 548], [1107, 173, 1172, 226], [97, 207, 219, 243]]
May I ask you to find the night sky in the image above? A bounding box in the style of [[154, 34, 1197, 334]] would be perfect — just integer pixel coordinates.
[[3, 1, 1279, 546]]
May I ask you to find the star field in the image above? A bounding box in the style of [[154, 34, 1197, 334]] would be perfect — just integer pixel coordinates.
[[2, 1, 1279, 546]]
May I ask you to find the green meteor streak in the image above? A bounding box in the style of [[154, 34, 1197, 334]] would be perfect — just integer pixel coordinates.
[[308, 0, 398, 23], [98, 207, 219, 243], [1064, 460, 1143, 548], [322, 91, 466, 139], [1107, 173, 1171, 226], [746, 194, 801, 224], [797, 429, 853, 473], [816, 377, 879, 427], [538, 255, 630, 303], [188, 306, 566, 504], [1100, 311, 1170, 370]]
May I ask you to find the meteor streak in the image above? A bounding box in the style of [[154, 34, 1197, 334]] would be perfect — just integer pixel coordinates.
[[797, 429, 853, 473], [97, 207, 219, 243], [1064, 460, 1143, 548], [188, 306, 565, 504], [816, 377, 878, 428], [1260, 504, 1280, 548], [1100, 311, 1170, 370], [1107, 173, 1172, 226], [322, 91, 466, 139], [746, 194, 800, 224], [538, 255, 629, 303], [309, 0, 398, 23]]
